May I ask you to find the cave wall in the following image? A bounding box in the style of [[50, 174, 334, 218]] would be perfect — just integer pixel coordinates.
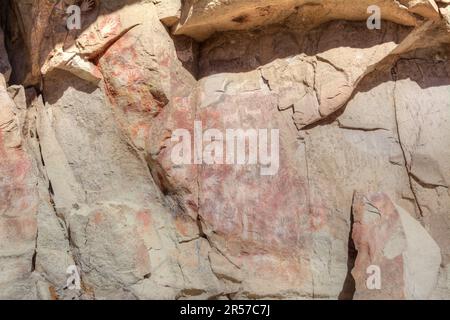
[[0, 0, 449, 299]]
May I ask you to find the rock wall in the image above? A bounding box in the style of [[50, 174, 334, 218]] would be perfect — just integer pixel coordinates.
[[0, 0, 449, 299]]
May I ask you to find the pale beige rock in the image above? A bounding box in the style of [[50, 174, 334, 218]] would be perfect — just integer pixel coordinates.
[[351, 192, 441, 300], [0, 0, 450, 300], [154, 0, 182, 27]]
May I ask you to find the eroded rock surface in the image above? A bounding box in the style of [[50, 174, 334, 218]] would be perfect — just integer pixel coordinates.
[[174, 0, 442, 41], [351, 192, 441, 299], [0, 0, 449, 299]]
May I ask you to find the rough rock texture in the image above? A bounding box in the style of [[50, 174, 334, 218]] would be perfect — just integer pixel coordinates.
[[0, 0, 449, 299], [174, 0, 442, 40], [352, 192, 441, 299], [0, 28, 11, 81]]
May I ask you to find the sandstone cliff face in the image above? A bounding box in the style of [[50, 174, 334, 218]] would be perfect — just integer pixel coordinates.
[[0, 0, 449, 300]]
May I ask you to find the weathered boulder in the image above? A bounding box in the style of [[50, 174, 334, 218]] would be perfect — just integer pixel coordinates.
[[351, 192, 441, 300]]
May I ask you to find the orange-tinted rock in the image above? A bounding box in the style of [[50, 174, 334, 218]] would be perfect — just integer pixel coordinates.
[[0, 0, 450, 300], [352, 192, 441, 299]]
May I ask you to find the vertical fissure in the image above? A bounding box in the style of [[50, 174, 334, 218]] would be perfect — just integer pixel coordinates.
[[391, 61, 424, 218]]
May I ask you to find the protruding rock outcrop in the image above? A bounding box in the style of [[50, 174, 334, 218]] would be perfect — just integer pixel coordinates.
[[351, 192, 441, 300]]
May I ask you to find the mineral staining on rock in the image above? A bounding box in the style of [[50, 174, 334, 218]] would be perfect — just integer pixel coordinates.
[[0, 0, 449, 299], [351, 192, 441, 300]]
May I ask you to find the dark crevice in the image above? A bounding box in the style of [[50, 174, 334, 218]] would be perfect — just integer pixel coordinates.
[[410, 173, 449, 190], [337, 124, 389, 132], [35, 130, 46, 167], [338, 195, 357, 300], [231, 15, 249, 24], [196, 213, 207, 240], [1, 0, 33, 86], [31, 232, 38, 272], [144, 154, 189, 216], [33, 94, 82, 293]]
